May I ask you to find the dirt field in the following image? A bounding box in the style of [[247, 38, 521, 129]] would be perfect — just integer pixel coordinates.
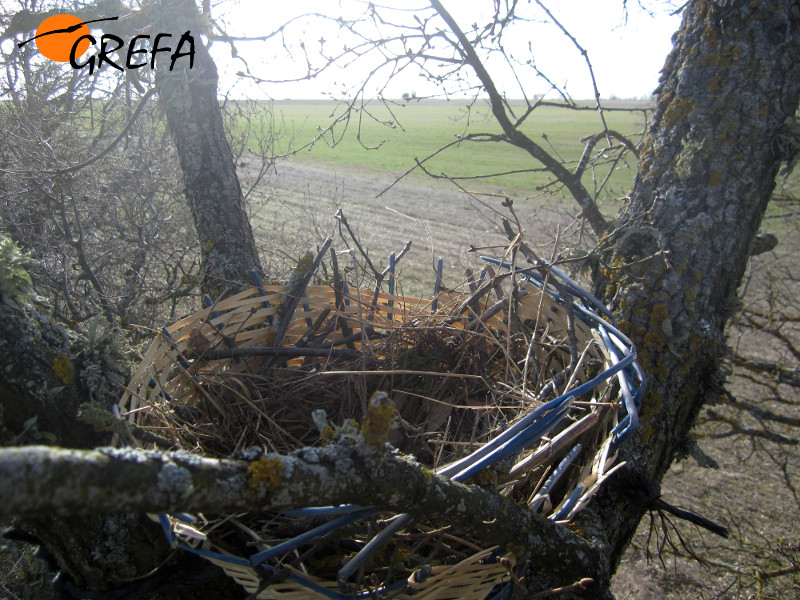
[[242, 159, 593, 297]]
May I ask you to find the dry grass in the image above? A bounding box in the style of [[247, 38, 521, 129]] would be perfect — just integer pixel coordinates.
[[117, 220, 638, 597]]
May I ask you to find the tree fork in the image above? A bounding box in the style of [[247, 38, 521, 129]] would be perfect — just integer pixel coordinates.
[[596, 0, 800, 570]]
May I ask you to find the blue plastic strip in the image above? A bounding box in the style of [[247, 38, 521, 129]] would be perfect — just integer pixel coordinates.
[[178, 541, 251, 567], [154, 253, 643, 600], [477, 268, 487, 288], [147, 378, 172, 401], [450, 401, 573, 483], [280, 505, 369, 518], [252, 270, 275, 325], [337, 513, 412, 584], [387, 253, 396, 321], [303, 303, 314, 328], [552, 483, 585, 521], [202, 295, 234, 346], [439, 353, 636, 482], [432, 257, 443, 311], [530, 445, 583, 511], [202, 294, 240, 363], [250, 508, 376, 566], [173, 513, 195, 524], [596, 326, 640, 443], [342, 277, 351, 307], [479, 256, 615, 324], [484, 582, 513, 600], [159, 513, 175, 545], [161, 327, 190, 369]]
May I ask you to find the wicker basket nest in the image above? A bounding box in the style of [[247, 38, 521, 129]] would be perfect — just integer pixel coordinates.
[[119, 226, 644, 600]]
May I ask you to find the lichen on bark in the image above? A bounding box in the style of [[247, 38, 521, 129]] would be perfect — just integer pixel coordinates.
[[595, 0, 800, 571]]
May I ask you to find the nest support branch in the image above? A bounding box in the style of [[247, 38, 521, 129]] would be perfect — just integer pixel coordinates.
[[0, 443, 611, 589]]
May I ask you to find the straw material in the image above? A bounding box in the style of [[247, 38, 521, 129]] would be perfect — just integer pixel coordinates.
[[119, 236, 638, 599], [195, 547, 512, 600]]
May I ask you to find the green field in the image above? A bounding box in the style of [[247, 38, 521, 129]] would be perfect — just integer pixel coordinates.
[[255, 99, 650, 200]]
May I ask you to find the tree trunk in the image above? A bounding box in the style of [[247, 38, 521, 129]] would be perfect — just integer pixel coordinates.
[[594, 0, 800, 573], [3, 1, 800, 598], [0, 300, 243, 597], [154, 0, 263, 296]]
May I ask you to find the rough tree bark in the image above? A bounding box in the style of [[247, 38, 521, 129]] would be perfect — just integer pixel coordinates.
[[593, 0, 800, 573], [0, 299, 243, 598], [2, 1, 800, 599], [153, 0, 264, 295]]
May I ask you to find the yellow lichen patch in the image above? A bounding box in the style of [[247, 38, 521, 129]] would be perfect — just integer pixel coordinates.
[[706, 77, 722, 92], [701, 22, 719, 48], [616, 319, 633, 338], [295, 251, 314, 273], [642, 303, 671, 379], [641, 337, 670, 379], [662, 96, 698, 127], [320, 424, 335, 441], [639, 390, 663, 421], [632, 302, 650, 320], [472, 469, 496, 486], [52, 354, 75, 385], [567, 522, 589, 535], [361, 391, 396, 448], [639, 423, 654, 444], [203, 240, 214, 252], [471, 462, 510, 487], [648, 304, 670, 332], [246, 456, 285, 496]]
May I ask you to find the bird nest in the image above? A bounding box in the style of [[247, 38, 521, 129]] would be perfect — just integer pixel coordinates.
[[118, 222, 643, 600]]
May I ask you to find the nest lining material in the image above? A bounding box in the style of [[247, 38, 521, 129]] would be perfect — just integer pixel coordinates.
[[118, 228, 644, 600]]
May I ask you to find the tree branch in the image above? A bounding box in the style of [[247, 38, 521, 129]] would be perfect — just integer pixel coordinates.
[[428, 0, 608, 236], [0, 443, 609, 586]]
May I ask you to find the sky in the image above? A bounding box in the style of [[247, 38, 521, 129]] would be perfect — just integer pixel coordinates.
[[209, 0, 684, 101]]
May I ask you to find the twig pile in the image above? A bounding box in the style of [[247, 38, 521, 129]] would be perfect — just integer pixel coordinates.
[[118, 215, 643, 599]]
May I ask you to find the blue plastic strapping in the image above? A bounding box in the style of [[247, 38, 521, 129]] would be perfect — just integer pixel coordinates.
[[431, 257, 443, 312], [337, 513, 412, 585], [252, 270, 275, 325], [250, 508, 376, 567], [280, 505, 370, 518], [155, 253, 644, 600], [160, 327, 190, 369]]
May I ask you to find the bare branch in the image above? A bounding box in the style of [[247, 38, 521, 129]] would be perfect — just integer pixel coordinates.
[[428, 0, 608, 235], [0, 444, 609, 585]]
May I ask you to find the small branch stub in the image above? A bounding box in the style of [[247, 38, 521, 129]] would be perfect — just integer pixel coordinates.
[[360, 391, 395, 448]]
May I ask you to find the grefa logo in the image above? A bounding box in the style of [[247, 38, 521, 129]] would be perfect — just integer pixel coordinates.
[[18, 14, 195, 73]]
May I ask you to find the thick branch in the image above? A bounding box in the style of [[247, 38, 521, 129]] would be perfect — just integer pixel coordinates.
[[0, 444, 609, 587], [596, 0, 800, 570]]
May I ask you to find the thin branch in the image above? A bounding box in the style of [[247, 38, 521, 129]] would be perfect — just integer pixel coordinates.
[[575, 130, 640, 180], [51, 88, 157, 175], [428, 0, 608, 235], [532, 0, 611, 142]]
